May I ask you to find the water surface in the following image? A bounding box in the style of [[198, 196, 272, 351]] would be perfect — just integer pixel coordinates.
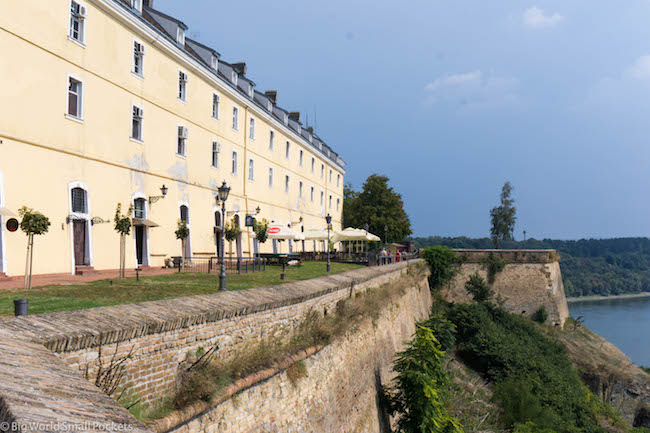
[[569, 296, 650, 367]]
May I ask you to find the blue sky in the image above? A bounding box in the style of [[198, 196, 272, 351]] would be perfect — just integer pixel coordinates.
[[155, 0, 650, 239]]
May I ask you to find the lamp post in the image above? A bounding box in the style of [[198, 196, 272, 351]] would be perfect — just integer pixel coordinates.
[[217, 181, 231, 290], [326, 214, 332, 273], [149, 184, 168, 204]]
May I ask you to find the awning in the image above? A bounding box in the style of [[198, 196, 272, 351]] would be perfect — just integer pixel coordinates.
[[0, 207, 16, 217], [302, 229, 332, 241], [133, 219, 159, 228], [266, 225, 305, 240], [332, 227, 381, 243]]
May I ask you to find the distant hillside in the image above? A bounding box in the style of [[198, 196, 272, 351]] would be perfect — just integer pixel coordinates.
[[412, 236, 650, 297]]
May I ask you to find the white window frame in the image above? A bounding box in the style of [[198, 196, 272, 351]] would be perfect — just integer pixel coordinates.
[[212, 93, 220, 120], [299, 150, 303, 167], [232, 106, 239, 131], [329, 195, 332, 209], [177, 27, 186, 45], [177, 125, 187, 157], [248, 158, 255, 181], [211, 141, 220, 169], [269, 130, 275, 151], [310, 186, 314, 202], [299, 181, 303, 197], [232, 71, 238, 85], [68, 0, 87, 47], [311, 157, 315, 173], [329, 169, 333, 183], [66, 73, 84, 122], [130, 103, 144, 142], [268, 167, 274, 188], [131, 0, 142, 12], [67, 181, 94, 274], [232, 151, 238, 175], [131, 192, 151, 267], [337, 174, 341, 188], [320, 191, 324, 206], [321, 164, 325, 179], [178, 69, 188, 102], [132, 38, 145, 78], [285, 175, 290, 193], [285, 141, 290, 160], [249, 117, 255, 140]]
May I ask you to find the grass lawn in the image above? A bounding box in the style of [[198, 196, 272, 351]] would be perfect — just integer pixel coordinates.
[[0, 261, 364, 317]]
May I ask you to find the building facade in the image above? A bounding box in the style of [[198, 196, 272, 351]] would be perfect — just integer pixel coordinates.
[[0, 0, 345, 277]]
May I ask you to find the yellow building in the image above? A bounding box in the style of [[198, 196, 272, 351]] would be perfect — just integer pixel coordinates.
[[0, 0, 345, 277]]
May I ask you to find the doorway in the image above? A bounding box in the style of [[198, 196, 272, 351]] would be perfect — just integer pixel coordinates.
[[135, 225, 145, 266], [214, 211, 222, 258], [73, 220, 87, 266], [180, 205, 191, 259], [133, 198, 149, 267]]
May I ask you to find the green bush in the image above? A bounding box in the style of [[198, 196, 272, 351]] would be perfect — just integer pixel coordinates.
[[533, 306, 549, 324], [389, 325, 463, 433], [464, 273, 493, 303], [513, 421, 559, 433], [483, 252, 507, 284], [448, 303, 605, 433], [420, 314, 456, 352], [421, 246, 458, 289], [494, 379, 560, 429]]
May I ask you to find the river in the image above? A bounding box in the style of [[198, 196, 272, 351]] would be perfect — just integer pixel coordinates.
[[568, 296, 650, 367]]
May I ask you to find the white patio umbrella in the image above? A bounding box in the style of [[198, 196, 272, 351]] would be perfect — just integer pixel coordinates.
[[266, 225, 305, 241], [331, 227, 381, 243], [302, 229, 332, 241]]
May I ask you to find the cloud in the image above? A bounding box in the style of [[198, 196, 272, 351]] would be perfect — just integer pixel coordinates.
[[423, 70, 520, 111], [523, 7, 564, 29], [626, 55, 650, 80]]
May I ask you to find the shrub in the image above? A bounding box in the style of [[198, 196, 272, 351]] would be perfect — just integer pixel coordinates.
[[421, 314, 456, 352], [533, 306, 549, 324], [421, 246, 458, 289], [494, 379, 559, 429], [513, 421, 559, 433], [253, 218, 269, 244], [389, 325, 463, 433], [464, 273, 493, 303], [448, 303, 606, 433], [483, 252, 507, 284]]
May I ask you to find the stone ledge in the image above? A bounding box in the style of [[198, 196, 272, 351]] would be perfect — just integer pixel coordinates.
[[0, 328, 151, 433], [453, 249, 560, 264], [0, 261, 415, 354]]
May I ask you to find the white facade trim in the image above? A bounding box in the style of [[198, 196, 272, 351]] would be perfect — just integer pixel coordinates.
[[66, 73, 85, 121], [178, 200, 192, 258], [131, 192, 150, 267]]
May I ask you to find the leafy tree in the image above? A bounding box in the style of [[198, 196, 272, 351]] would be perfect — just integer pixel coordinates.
[[421, 246, 459, 289], [224, 219, 241, 259], [18, 206, 51, 289], [490, 181, 517, 248], [253, 218, 269, 245], [114, 203, 133, 278], [343, 174, 412, 243], [175, 219, 190, 268], [464, 273, 493, 303]]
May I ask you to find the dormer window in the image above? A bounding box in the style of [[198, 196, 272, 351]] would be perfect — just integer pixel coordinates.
[[176, 27, 185, 45], [283, 113, 288, 125], [130, 0, 142, 12], [231, 71, 238, 85], [267, 101, 273, 111], [211, 56, 219, 70], [248, 84, 254, 98]]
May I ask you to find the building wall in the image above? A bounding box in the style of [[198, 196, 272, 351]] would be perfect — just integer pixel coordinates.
[[0, 0, 344, 276]]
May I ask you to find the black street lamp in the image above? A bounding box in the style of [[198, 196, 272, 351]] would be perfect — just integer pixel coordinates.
[[217, 181, 231, 290], [148, 184, 168, 204], [325, 214, 332, 273]]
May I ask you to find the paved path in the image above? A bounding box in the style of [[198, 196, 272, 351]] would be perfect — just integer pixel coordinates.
[[0, 267, 176, 291]]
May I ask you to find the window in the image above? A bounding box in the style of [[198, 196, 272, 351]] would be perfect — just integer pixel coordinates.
[[232, 107, 239, 130], [268, 167, 273, 187], [249, 118, 255, 140], [269, 130, 274, 150], [212, 94, 220, 119], [299, 181, 303, 197], [134, 198, 146, 219], [248, 159, 254, 180], [299, 150, 303, 167], [329, 195, 332, 209], [176, 27, 185, 45], [231, 71, 238, 85], [337, 198, 341, 211], [67, 76, 83, 119], [71, 187, 87, 213], [320, 191, 324, 206], [180, 205, 189, 223], [285, 175, 290, 193], [178, 71, 187, 101], [329, 169, 333, 183], [177, 126, 187, 156], [232, 151, 238, 175], [211, 56, 219, 70], [131, 105, 143, 141], [131, 0, 142, 12], [310, 186, 314, 202], [321, 164, 325, 179], [69, 1, 87, 44], [285, 141, 290, 159], [311, 158, 315, 173], [337, 174, 341, 188], [211, 141, 220, 168], [132, 40, 145, 76]]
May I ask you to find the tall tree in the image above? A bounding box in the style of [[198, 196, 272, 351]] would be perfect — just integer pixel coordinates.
[[343, 174, 412, 243], [490, 181, 517, 248]]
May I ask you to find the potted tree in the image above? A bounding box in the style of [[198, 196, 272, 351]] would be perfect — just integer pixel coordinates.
[[175, 219, 190, 270], [18, 207, 51, 290], [114, 203, 133, 279]]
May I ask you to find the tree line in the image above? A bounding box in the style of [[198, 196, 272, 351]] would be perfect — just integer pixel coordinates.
[[412, 236, 650, 297]]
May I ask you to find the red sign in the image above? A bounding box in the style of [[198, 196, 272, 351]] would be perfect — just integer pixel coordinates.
[[268, 227, 281, 234]]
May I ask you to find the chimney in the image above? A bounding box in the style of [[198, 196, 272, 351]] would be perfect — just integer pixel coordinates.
[[306, 126, 314, 133], [143, 0, 153, 8], [265, 91, 277, 104], [289, 112, 300, 122], [232, 62, 247, 76]]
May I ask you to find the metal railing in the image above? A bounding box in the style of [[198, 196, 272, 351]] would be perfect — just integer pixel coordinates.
[[299, 251, 418, 266], [373, 253, 418, 266], [172, 257, 267, 274]]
